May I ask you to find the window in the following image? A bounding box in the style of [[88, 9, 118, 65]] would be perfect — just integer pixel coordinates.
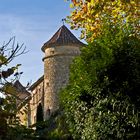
[[34, 116, 36, 123], [33, 94, 35, 104], [50, 50, 54, 54], [46, 82, 49, 87], [37, 93, 39, 102]]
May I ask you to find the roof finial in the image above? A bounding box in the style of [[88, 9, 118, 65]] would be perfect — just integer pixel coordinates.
[[62, 18, 66, 25]]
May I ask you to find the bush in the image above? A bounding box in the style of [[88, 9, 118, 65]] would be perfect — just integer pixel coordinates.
[[60, 33, 140, 139]]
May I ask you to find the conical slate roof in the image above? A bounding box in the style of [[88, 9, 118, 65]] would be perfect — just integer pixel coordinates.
[[41, 25, 85, 52]]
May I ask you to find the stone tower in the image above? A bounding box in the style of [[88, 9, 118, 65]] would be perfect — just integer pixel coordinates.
[[28, 25, 84, 125], [42, 25, 84, 119]]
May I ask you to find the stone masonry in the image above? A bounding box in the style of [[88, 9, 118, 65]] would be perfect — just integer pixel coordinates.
[[28, 25, 84, 125]]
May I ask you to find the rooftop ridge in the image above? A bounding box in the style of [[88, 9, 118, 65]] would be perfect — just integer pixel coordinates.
[[29, 75, 44, 91]]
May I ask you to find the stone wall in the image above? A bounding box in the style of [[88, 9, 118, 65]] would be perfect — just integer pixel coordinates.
[[29, 45, 81, 124], [43, 45, 80, 119], [29, 81, 44, 125], [17, 106, 28, 126], [16, 90, 30, 126]]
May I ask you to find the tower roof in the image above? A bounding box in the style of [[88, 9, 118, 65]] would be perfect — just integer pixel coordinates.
[[41, 25, 85, 52]]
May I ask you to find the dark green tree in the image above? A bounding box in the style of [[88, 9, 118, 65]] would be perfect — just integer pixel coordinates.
[[60, 24, 140, 139]]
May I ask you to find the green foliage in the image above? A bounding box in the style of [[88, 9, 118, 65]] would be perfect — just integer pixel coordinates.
[[60, 25, 140, 139], [68, 0, 139, 41], [34, 110, 72, 140], [3, 124, 35, 140], [0, 38, 31, 140]]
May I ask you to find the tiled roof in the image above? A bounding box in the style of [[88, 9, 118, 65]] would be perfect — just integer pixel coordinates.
[[41, 25, 85, 52]]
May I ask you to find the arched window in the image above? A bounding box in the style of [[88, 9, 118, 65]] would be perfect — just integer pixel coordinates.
[[36, 103, 43, 122]]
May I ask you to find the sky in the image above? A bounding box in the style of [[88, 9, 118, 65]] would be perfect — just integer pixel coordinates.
[[0, 0, 82, 86]]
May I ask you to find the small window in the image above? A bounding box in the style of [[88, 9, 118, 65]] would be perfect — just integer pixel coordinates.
[[50, 50, 54, 54], [46, 82, 49, 87], [37, 93, 39, 102], [33, 94, 35, 104], [34, 116, 36, 123]]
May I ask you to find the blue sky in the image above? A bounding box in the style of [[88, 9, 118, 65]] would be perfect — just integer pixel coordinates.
[[0, 0, 82, 86]]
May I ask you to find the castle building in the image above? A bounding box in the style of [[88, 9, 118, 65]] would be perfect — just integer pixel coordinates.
[[28, 25, 84, 125]]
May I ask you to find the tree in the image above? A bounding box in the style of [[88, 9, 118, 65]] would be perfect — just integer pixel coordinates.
[[0, 37, 34, 140], [68, 0, 139, 42], [60, 0, 140, 139], [61, 28, 140, 140]]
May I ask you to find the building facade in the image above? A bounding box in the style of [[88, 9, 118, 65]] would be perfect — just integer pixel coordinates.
[[28, 25, 84, 125], [14, 80, 31, 126]]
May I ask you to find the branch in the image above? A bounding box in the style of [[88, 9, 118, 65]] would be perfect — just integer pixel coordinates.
[[0, 37, 27, 67]]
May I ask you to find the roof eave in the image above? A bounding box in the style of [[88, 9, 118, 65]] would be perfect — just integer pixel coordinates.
[[41, 42, 85, 52], [29, 75, 44, 91]]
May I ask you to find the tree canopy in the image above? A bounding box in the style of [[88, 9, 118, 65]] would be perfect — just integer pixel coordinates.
[[69, 0, 139, 41], [60, 0, 140, 139]]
